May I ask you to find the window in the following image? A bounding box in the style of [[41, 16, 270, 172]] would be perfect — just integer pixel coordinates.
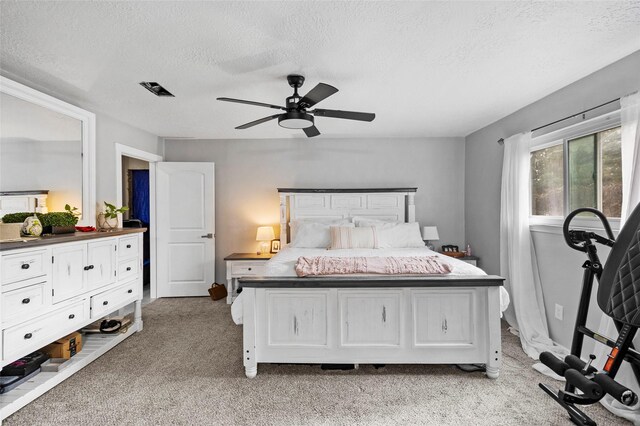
[[530, 126, 622, 218]]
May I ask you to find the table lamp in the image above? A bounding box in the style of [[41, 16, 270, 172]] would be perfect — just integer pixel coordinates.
[[422, 226, 439, 251], [256, 226, 275, 254]]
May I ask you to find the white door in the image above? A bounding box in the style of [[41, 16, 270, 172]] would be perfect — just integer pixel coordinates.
[[157, 162, 215, 297]]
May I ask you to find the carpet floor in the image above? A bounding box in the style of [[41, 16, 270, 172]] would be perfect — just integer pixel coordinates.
[[5, 298, 630, 425]]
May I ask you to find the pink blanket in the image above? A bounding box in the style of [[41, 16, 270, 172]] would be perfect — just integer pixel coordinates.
[[295, 256, 452, 277]]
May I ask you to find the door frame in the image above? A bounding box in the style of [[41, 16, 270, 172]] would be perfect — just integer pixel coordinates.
[[115, 143, 163, 299]]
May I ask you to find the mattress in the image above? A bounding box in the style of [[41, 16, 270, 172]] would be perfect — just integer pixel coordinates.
[[231, 246, 510, 324]]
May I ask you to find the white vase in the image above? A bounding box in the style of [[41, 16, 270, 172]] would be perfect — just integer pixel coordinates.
[[97, 213, 119, 231], [21, 215, 43, 237]]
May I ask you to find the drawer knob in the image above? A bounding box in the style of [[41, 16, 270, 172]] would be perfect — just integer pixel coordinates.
[[103, 301, 109, 306], [126, 267, 132, 271], [21, 263, 30, 270], [24, 333, 32, 339], [69, 314, 75, 319], [248, 267, 252, 271], [22, 298, 30, 304], [84, 265, 94, 271], [126, 244, 131, 248], [127, 289, 133, 294]]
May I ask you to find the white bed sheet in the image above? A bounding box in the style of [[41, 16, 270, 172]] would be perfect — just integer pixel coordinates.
[[231, 246, 510, 324]]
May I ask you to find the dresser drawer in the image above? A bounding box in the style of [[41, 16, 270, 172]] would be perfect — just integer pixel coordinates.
[[2, 250, 47, 285], [231, 263, 266, 276], [2, 281, 47, 324], [91, 281, 138, 318], [118, 258, 139, 281], [118, 236, 139, 260], [3, 299, 88, 361]]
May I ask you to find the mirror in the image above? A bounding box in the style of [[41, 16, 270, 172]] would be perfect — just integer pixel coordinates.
[[0, 76, 95, 225]]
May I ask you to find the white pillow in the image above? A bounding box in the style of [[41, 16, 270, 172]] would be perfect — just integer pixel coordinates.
[[376, 222, 426, 248], [290, 217, 351, 240], [353, 216, 401, 227], [289, 221, 355, 248], [329, 226, 379, 250]]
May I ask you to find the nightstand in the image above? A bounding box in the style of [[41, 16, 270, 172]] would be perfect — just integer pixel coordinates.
[[224, 253, 274, 304], [459, 255, 479, 267]]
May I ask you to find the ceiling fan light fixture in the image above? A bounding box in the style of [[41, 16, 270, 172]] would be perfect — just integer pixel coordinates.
[[278, 111, 314, 129]]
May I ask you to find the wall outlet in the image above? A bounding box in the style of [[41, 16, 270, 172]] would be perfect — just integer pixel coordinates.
[[555, 303, 564, 321]]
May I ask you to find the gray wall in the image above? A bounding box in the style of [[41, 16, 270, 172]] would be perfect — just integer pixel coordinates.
[[464, 50, 640, 348], [165, 137, 466, 283], [0, 71, 163, 214]]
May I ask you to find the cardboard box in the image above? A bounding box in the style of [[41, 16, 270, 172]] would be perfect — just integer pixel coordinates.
[[42, 332, 83, 359], [0, 223, 22, 241]]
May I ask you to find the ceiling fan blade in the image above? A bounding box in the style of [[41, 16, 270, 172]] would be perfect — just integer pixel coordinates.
[[217, 97, 285, 110], [235, 114, 281, 129], [312, 108, 375, 122], [303, 126, 321, 138], [298, 83, 338, 108]]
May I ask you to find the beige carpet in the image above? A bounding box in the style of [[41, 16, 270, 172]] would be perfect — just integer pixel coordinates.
[[5, 298, 630, 426]]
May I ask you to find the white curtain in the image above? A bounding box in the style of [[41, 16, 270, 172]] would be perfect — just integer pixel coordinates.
[[594, 91, 640, 423], [500, 132, 567, 361]]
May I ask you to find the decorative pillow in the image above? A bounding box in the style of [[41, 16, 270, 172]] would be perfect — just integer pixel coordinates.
[[376, 222, 426, 248], [290, 217, 351, 240], [329, 226, 379, 250], [289, 221, 354, 248]]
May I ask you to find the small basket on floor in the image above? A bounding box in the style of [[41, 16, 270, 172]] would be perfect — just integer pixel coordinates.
[[208, 283, 227, 301]]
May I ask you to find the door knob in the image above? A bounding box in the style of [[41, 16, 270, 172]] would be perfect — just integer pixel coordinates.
[[201, 233, 214, 239]]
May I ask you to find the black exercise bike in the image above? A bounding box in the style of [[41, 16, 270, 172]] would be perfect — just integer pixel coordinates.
[[540, 203, 640, 425]]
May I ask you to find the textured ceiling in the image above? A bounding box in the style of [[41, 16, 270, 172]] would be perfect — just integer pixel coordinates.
[[1, 1, 639, 139]]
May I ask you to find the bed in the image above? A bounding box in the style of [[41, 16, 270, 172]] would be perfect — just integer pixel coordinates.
[[232, 188, 507, 379]]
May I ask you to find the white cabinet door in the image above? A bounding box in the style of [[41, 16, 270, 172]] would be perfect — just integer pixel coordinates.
[[52, 244, 87, 303], [87, 240, 116, 290], [157, 162, 215, 297]]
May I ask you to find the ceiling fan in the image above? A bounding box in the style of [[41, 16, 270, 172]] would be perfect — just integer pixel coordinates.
[[217, 74, 375, 137]]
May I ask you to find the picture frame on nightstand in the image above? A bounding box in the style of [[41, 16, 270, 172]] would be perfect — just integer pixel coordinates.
[[271, 240, 280, 253]]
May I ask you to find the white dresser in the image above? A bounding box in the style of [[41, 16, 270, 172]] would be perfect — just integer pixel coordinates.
[[0, 229, 145, 420]]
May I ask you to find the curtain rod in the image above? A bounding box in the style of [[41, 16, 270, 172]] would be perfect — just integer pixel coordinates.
[[496, 97, 620, 145]]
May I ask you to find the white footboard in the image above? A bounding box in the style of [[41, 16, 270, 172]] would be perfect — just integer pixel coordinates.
[[240, 276, 503, 379]]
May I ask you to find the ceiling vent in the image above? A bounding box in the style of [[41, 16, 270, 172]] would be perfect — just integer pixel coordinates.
[[139, 82, 174, 97]]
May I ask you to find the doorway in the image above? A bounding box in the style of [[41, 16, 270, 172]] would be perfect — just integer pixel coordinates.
[[122, 156, 151, 300], [115, 143, 163, 301]]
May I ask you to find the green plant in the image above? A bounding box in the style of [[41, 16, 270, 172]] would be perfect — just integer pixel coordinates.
[[102, 202, 128, 219], [64, 204, 81, 218], [40, 212, 77, 227], [2, 212, 37, 223], [1, 212, 77, 227]]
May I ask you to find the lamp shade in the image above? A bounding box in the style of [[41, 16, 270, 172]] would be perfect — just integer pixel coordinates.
[[256, 226, 275, 242], [422, 226, 439, 241]]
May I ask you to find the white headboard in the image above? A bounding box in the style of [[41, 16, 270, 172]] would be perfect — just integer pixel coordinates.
[[278, 188, 417, 247]]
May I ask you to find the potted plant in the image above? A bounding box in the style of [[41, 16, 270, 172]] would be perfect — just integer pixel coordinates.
[[40, 212, 78, 234], [97, 202, 128, 231], [1, 212, 78, 235]]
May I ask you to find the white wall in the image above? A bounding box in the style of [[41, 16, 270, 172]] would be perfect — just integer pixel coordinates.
[[165, 137, 466, 283], [465, 50, 640, 347]]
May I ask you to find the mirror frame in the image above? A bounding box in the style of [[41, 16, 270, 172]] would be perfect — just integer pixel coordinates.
[[0, 76, 96, 226]]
